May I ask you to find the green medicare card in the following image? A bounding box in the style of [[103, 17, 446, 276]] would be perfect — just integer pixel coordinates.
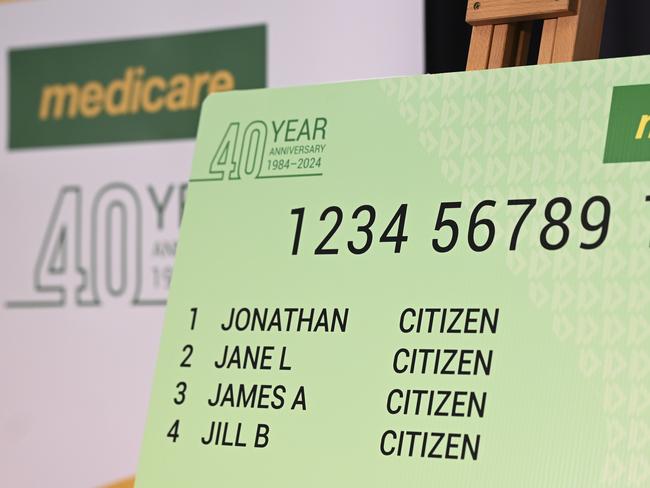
[[137, 56, 650, 487]]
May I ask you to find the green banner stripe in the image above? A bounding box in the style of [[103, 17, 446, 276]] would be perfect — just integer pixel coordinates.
[[604, 84, 650, 163], [9, 25, 266, 149]]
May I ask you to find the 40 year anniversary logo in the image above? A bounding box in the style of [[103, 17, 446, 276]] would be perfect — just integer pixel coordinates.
[[192, 116, 328, 182]]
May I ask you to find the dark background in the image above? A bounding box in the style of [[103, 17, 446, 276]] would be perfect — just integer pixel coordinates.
[[425, 0, 650, 73]]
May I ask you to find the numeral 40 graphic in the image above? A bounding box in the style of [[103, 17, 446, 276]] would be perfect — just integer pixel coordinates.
[[209, 121, 268, 180], [8, 183, 162, 308]]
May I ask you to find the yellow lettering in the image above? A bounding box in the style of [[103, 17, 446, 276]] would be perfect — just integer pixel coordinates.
[[635, 114, 650, 140], [166, 73, 192, 112], [190, 72, 211, 108], [37, 66, 236, 120], [39, 84, 79, 120], [105, 68, 133, 116], [209, 69, 235, 94], [129, 66, 146, 114], [142, 76, 166, 113], [79, 81, 104, 118]]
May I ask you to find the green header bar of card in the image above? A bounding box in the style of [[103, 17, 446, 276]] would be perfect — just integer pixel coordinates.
[[604, 84, 650, 163], [9, 26, 266, 149]]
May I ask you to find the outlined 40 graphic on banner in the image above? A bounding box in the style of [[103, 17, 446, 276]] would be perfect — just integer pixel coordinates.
[[6, 183, 184, 308]]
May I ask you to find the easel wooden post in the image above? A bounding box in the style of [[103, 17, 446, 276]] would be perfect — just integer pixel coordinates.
[[466, 0, 608, 70]]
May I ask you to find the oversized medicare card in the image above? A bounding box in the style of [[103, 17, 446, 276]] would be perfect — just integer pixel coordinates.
[[137, 56, 650, 487]]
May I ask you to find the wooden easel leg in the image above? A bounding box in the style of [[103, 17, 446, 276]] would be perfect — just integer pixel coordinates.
[[514, 21, 533, 66], [538, 18, 558, 64], [551, 0, 607, 62], [488, 24, 519, 68], [467, 25, 494, 70]]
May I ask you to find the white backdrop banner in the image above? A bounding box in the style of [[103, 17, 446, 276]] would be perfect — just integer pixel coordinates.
[[0, 1, 423, 486]]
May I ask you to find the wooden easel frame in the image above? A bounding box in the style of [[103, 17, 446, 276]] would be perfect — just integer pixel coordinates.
[[466, 0, 608, 70]]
